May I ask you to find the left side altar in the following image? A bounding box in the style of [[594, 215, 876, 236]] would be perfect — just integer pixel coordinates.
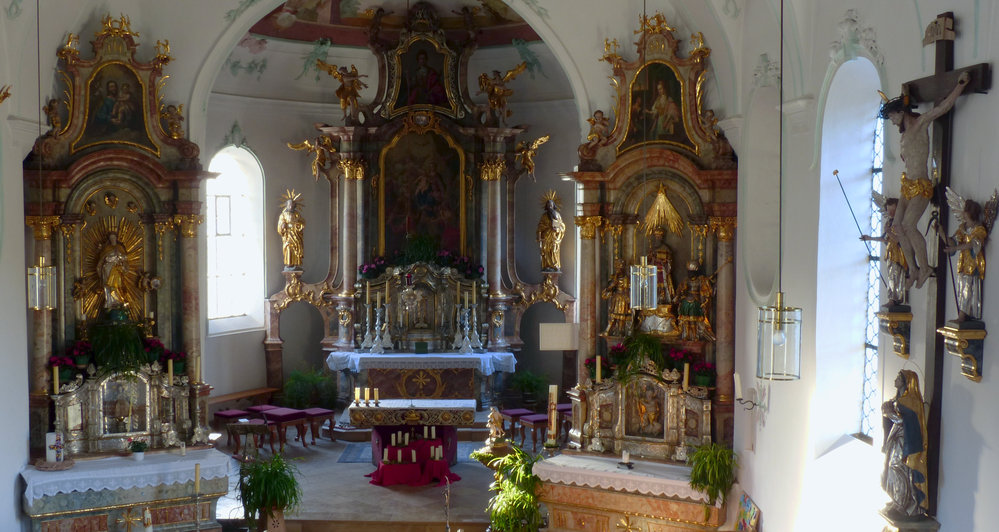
[[23, 16, 225, 530]]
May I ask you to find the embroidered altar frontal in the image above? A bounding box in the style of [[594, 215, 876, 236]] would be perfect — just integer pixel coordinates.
[[348, 399, 476, 427]]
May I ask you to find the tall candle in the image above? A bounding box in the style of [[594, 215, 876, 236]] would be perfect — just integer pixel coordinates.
[[374, 388, 379, 402], [734, 372, 743, 401], [682, 363, 690, 391], [385, 282, 389, 302], [364, 387, 370, 402], [431, 426, 436, 439], [549, 384, 557, 405], [411, 449, 416, 463], [622, 450, 630, 464], [404, 433, 409, 446], [52, 366, 59, 395], [472, 283, 477, 304], [464, 291, 468, 307], [168, 359, 174, 386], [397, 449, 402, 462], [383, 448, 388, 462], [354, 387, 361, 402], [424, 426, 428, 439], [45, 432, 57, 463], [391, 433, 397, 446], [596, 355, 602, 383], [366, 282, 371, 305], [376, 292, 382, 308], [194, 463, 201, 494]]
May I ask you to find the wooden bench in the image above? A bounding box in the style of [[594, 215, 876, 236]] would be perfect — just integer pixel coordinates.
[[207, 387, 280, 427]]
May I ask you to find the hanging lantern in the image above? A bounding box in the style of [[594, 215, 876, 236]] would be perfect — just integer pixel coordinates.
[[629, 256, 658, 310], [757, 291, 801, 380], [27, 256, 57, 310]]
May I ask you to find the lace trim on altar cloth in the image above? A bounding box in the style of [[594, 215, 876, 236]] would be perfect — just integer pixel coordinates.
[[20, 449, 230, 504], [325, 351, 517, 374], [534, 454, 717, 506]]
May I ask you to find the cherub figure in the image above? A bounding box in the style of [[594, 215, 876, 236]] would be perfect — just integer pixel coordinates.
[[0, 85, 11, 106], [287, 135, 337, 180], [879, 71, 970, 289], [586, 110, 611, 145], [477, 62, 527, 126], [861, 192, 908, 306], [317, 60, 368, 122], [159, 103, 184, 139], [935, 187, 998, 322], [514, 134, 549, 181], [43, 98, 62, 134]]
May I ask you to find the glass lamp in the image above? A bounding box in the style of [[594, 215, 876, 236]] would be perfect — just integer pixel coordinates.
[[630, 256, 657, 310], [27, 256, 57, 310], [757, 291, 801, 380]]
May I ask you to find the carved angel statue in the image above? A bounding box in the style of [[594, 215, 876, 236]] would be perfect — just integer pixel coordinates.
[[159, 103, 184, 139], [514, 135, 549, 181], [277, 189, 306, 270], [536, 190, 565, 271], [477, 62, 527, 125], [287, 135, 337, 181], [486, 406, 506, 445], [317, 60, 368, 122], [860, 192, 907, 306], [935, 187, 999, 322], [43, 98, 62, 134], [0, 85, 10, 106]]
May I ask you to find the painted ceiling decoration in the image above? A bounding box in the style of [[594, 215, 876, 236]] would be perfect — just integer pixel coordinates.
[[249, 0, 541, 47]]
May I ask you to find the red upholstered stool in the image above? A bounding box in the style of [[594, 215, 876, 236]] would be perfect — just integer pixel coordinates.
[[499, 408, 533, 444], [518, 413, 549, 452], [214, 409, 249, 447], [246, 404, 279, 417], [302, 407, 336, 444], [262, 408, 308, 452]]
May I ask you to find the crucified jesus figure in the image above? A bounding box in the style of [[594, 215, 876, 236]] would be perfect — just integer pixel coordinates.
[[879, 71, 970, 289]]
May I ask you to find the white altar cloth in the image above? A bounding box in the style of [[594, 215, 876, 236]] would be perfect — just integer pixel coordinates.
[[533, 453, 714, 505], [20, 448, 230, 504], [325, 351, 516, 375]]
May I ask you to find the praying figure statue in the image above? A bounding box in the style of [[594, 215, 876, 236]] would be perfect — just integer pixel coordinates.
[[97, 231, 129, 309], [601, 259, 633, 338], [277, 189, 305, 270], [878, 71, 969, 289], [935, 187, 998, 322], [536, 191, 565, 272], [881, 370, 929, 519]]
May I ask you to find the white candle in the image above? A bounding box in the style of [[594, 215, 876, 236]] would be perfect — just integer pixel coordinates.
[[194, 463, 200, 494], [377, 292, 382, 308], [52, 366, 59, 395], [472, 283, 477, 304], [168, 359, 174, 386], [364, 387, 370, 402], [682, 363, 689, 391], [549, 384, 557, 404], [391, 433, 396, 447], [622, 450, 630, 464], [431, 426, 436, 439], [734, 372, 743, 401], [411, 449, 416, 463], [354, 387, 361, 402], [45, 432, 57, 463], [436, 446, 441, 460], [404, 433, 409, 446], [596, 355, 602, 383], [383, 448, 388, 462], [366, 282, 371, 305], [374, 388, 379, 402], [424, 426, 428, 439], [397, 449, 402, 462]]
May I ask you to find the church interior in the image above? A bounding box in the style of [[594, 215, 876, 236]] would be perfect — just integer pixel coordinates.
[[4, 1, 999, 531]]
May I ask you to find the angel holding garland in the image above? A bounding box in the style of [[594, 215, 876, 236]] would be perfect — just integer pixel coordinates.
[[935, 187, 998, 322]]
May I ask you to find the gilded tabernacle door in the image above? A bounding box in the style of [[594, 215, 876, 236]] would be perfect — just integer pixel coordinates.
[[378, 113, 467, 255]]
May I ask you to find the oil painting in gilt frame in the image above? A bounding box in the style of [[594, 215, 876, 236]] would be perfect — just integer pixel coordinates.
[[388, 37, 459, 118], [74, 62, 158, 155], [379, 130, 465, 255], [620, 61, 694, 153]]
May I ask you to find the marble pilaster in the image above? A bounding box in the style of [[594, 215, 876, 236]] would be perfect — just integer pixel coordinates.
[[575, 215, 603, 380], [711, 217, 736, 443], [26, 216, 60, 394], [173, 214, 203, 384]]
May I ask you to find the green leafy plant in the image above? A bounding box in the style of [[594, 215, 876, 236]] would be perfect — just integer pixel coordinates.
[[687, 442, 738, 518], [508, 370, 546, 400], [238, 453, 302, 531], [282, 369, 338, 409], [127, 438, 148, 452], [613, 333, 667, 382], [470, 443, 544, 532], [89, 308, 145, 376]]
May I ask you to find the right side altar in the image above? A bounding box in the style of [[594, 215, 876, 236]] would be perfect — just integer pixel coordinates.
[[547, 13, 737, 531]]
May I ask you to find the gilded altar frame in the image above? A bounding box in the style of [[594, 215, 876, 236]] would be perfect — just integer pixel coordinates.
[[384, 34, 464, 119]]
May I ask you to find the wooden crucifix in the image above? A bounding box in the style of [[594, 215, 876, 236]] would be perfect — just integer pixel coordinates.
[[895, 11, 990, 517]]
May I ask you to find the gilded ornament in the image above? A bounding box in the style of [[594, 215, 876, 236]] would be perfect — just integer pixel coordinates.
[[477, 62, 527, 126], [288, 135, 337, 181], [277, 189, 305, 270], [601, 259, 632, 337], [0, 85, 10, 106], [637, 12, 675, 35], [97, 14, 138, 39], [574, 215, 603, 240], [159, 103, 184, 139], [514, 135, 549, 181], [42, 99, 61, 134], [401, 111, 441, 135], [317, 61, 368, 122], [153, 39, 172, 64], [642, 184, 684, 237], [935, 187, 998, 322], [172, 214, 202, 238], [84, 201, 97, 217], [25, 216, 61, 240], [537, 190, 565, 272], [709, 216, 737, 242], [338, 309, 352, 327], [78, 217, 144, 318], [58, 223, 81, 261], [58, 33, 80, 63], [338, 158, 366, 181], [516, 275, 565, 311], [153, 220, 174, 261], [479, 156, 505, 182]]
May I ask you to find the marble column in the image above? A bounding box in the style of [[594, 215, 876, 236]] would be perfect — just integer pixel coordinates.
[[711, 217, 736, 443], [480, 156, 510, 348], [337, 158, 364, 349], [574, 215, 603, 381], [174, 214, 203, 383], [25, 216, 61, 394]]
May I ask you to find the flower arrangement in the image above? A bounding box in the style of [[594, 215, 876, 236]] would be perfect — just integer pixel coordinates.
[[692, 361, 716, 385], [48, 355, 75, 368], [358, 256, 389, 279], [583, 356, 614, 380], [142, 337, 165, 364], [667, 348, 695, 370], [452, 254, 484, 279], [608, 343, 627, 365], [127, 438, 149, 453], [67, 340, 93, 359]]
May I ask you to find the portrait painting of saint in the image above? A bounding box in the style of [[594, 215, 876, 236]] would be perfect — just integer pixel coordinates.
[[380, 130, 465, 255], [75, 63, 157, 154], [619, 62, 694, 153], [389, 38, 457, 117]]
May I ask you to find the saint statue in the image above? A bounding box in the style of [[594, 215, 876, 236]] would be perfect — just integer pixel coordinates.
[[878, 71, 970, 289], [676, 261, 717, 341], [881, 370, 929, 519], [936, 187, 998, 322], [860, 193, 907, 306], [486, 406, 506, 446], [537, 191, 565, 272], [477, 62, 527, 125], [601, 259, 633, 337], [277, 189, 305, 270], [97, 231, 129, 308], [317, 61, 368, 123]]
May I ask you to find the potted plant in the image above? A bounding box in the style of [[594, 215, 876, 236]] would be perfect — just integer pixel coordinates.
[[127, 437, 149, 460], [49, 355, 76, 384], [692, 361, 716, 387], [239, 453, 302, 532], [160, 349, 187, 375], [583, 356, 613, 381], [68, 340, 93, 369], [89, 308, 145, 376], [142, 337, 165, 365], [508, 370, 546, 410], [613, 333, 667, 382], [282, 368, 338, 409], [687, 442, 737, 520], [470, 443, 544, 532]]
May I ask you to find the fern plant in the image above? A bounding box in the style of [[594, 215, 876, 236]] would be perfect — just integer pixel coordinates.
[[282, 369, 338, 409], [471, 444, 544, 532], [613, 333, 667, 382], [687, 442, 737, 518], [89, 308, 145, 377], [238, 453, 302, 531]]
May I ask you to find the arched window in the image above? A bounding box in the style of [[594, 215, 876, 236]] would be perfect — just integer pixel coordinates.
[[860, 117, 885, 438], [206, 146, 265, 334]]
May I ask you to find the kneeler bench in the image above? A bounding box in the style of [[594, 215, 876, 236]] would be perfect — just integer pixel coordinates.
[[214, 409, 249, 447], [228, 419, 275, 460], [261, 407, 309, 452], [519, 413, 549, 452], [302, 407, 336, 444], [499, 408, 533, 445]]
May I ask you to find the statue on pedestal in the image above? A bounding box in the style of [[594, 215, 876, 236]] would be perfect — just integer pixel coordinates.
[[861, 193, 907, 307], [277, 189, 305, 270], [601, 259, 633, 338], [536, 190, 565, 272], [97, 231, 128, 308], [936, 187, 998, 322], [881, 370, 929, 519]]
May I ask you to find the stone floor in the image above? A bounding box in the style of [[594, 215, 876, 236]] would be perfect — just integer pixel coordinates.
[[215, 421, 496, 531]]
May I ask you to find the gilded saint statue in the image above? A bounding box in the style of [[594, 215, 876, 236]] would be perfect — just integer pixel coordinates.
[[317, 60, 368, 123], [537, 190, 565, 272], [936, 187, 998, 322], [277, 189, 305, 270], [676, 261, 718, 341], [881, 370, 929, 519], [97, 231, 129, 308], [860, 193, 907, 307], [601, 259, 633, 337], [477, 62, 527, 126]]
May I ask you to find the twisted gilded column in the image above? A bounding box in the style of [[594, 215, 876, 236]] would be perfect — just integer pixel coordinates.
[[575, 215, 603, 381], [711, 216, 736, 442]]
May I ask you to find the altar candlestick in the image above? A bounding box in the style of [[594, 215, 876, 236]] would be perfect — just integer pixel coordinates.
[[464, 291, 468, 308], [364, 387, 370, 402], [383, 448, 388, 462], [424, 426, 428, 439], [734, 372, 743, 401], [472, 283, 477, 304], [374, 388, 379, 402], [622, 450, 630, 464], [391, 433, 396, 447], [45, 432, 57, 463], [411, 449, 416, 463], [548, 384, 559, 438], [168, 359, 174, 386], [52, 366, 59, 395], [354, 387, 361, 403], [376, 292, 382, 308], [366, 282, 371, 305], [682, 363, 689, 392], [385, 282, 389, 302], [596, 355, 602, 383], [397, 449, 402, 462], [431, 426, 436, 439], [194, 463, 201, 494]]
